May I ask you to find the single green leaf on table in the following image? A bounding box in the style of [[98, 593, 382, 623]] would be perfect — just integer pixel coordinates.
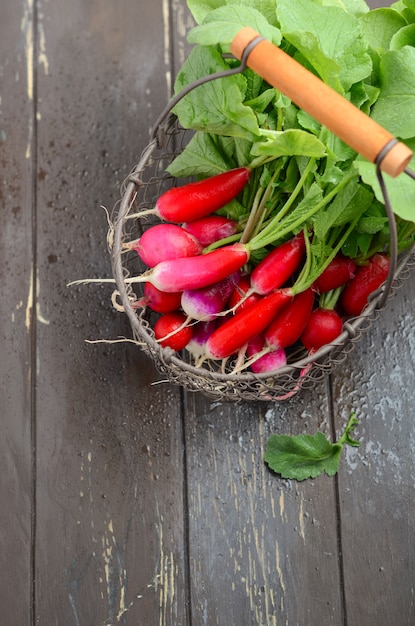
[[264, 412, 360, 481]]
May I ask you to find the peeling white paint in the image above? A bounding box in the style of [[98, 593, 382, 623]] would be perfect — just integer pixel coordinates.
[[25, 267, 51, 330], [162, 0, 172, 100], [25, 117, 33, 159], [38, 21, 49, 74], [21, 0, 34, 101], [25, 268, 33, 331], [153, 503, 177, 626], [298, 494, 306, 541]]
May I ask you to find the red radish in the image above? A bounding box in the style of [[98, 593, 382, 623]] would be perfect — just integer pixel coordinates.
[[186, 320, 218, 358], [250, 233, 306, 295], [182, 215, 239, 247], [206, 289, 293, 360], [228, 274, 261, 312], [246, 334, 287, 374], [154, 311, 193, 351], [340, 253, 391, 316], [138, 283, 182, 313], [146, 167, 250, 222], [301, 308, 343, 353], [312, 254, 356, 294], [132, 243, 249, 293], [265, 288, 314, 350], [181, 271, 241, 321], [127, 223, 202, 267]]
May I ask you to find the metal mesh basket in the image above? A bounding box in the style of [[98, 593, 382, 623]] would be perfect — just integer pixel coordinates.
[[110, 112, 415, 403]]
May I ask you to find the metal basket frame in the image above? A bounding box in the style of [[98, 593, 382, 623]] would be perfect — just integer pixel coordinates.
[[111, 59, 415, 402]]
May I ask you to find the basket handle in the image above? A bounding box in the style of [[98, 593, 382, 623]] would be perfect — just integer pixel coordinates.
[[231, 27, 412, 178]]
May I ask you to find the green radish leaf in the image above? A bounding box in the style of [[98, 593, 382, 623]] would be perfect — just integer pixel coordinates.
[[167, 131, 253, 178], [276, 0, 372, 92], [230, 0, 281, 25], [173, 46, 260, 140], [355, 203, 389, 235], [252, 128, 328, 159], [167, 132, 235, 178], [186, 0, 226, 24], [356, 157, 415, 224], [315, 0, 369, 15], [360, 8, 407, 53], [312, 176, 373, 239], [264, 413, 360, 481], [187, 0, 279, 25], [370, 47, 415, 139], [265, 432, 343, 480], [274, 182, 324, 236], [187, 5, 282, 48], [390, 24, 415, 50], [244, 88, 277, 113]]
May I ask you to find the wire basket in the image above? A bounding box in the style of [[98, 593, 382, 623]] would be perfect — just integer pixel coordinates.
[[110, 110, 414, 403], [110, 31, 415, 402]]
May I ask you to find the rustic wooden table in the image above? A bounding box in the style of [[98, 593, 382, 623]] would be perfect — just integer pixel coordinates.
[[2, 0, 415, 624]]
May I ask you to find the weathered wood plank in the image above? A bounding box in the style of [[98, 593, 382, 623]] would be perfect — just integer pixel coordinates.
[[332, 279, 415, 626], [0, 1, 34, 623], [33, 0, 187, 624], [183, 391, 344, 625]]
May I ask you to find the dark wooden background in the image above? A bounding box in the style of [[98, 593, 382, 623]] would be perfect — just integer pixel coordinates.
[[2, 0, 414, 624]]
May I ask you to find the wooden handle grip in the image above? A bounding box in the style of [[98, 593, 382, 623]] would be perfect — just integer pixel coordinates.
[[231, 27, 412, 178]]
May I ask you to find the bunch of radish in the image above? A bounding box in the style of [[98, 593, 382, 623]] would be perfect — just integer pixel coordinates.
[[124, 167, 391, 375]]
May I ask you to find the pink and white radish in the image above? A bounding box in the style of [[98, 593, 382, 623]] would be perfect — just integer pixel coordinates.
[[137, 283, 182, 314], [181, 271, 241, 321], [186, 320, 218, 359], [126, 223, 202, 267], [246, 334, 287, 374], [130, 243, 249, 293]]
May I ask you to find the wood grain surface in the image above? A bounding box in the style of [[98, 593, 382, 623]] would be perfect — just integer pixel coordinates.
[[1, 0, 414, 625]]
